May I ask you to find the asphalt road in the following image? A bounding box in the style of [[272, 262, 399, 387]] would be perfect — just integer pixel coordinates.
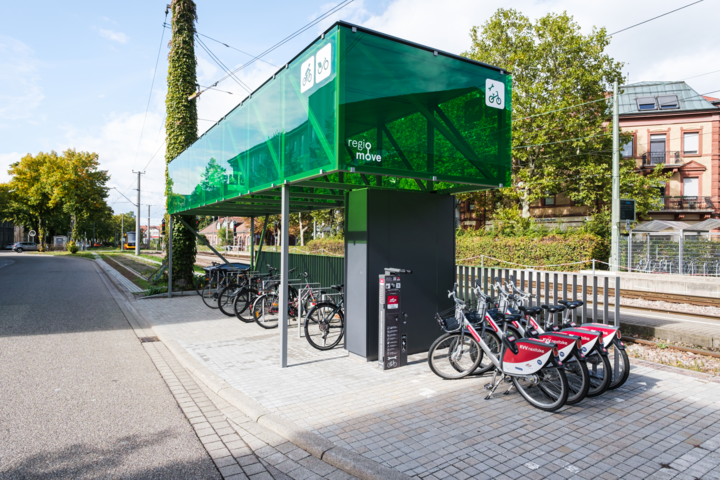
[[0, 252, 220, 479]]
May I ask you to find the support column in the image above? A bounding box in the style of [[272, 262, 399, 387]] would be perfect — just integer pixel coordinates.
[[280, 184, 290, 368], [168, 215, 173, 299], [250, 217, 255, 270]]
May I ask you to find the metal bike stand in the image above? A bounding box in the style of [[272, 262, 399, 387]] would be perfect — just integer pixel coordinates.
[[296, 283, 321, 338], [298, 288, 344, 338]]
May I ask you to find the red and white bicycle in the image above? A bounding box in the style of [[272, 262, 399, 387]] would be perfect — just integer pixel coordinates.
[[429, 284, 570, 412], [500, 277, 630, 392]]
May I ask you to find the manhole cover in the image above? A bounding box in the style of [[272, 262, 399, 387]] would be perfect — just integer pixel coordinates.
[[140, 336, 160, 343]]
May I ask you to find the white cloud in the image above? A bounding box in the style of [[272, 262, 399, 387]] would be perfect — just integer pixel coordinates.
[[60, 111, 167, 216], [0, 36, 43, 123], [98, 28, 128, 44], [0, 152, 22, 183], [344, 0, 720, 93]]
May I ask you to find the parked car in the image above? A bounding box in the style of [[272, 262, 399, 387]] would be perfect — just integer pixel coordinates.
[[13, 242, 38, 253]]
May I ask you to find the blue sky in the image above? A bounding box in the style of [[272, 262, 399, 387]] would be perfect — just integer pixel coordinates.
[[2, 0, 718, 225]]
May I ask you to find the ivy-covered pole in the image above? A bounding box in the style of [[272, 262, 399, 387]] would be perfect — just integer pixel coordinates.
[[165, 0, 198, 287]]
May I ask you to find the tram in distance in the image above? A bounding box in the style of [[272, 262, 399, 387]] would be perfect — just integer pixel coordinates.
[[123, 231, 136, 250]]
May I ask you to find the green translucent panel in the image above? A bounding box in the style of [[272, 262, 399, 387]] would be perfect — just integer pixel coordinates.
[[168, 29, 339, 214], [168, 23, 511, 215], [338, 26, 511, 189]]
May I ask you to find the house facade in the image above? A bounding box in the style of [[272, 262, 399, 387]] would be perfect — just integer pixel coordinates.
[[619, 81, 720, 223], [199, 217, 252, 249], [465, 81, 720, 230]]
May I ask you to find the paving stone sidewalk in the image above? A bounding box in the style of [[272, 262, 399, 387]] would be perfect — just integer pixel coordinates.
[[132, 294, 720, 480], [96, 257, 356, 480]]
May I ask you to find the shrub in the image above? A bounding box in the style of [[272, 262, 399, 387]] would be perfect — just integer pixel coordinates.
[[456, 232, 606, 271], [306, 237, 344, 255], [67, 241, 79, 254]]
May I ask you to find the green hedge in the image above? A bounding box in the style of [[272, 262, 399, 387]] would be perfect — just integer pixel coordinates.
[[456, 233, 608, 271], [306, 237, 344, 255]]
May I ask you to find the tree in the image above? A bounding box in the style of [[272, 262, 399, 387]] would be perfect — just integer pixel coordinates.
[[47, 149, 110, 241], [463, 9, 665, 221], [6, 151, 63, 249], [166, 0, 199, 286]]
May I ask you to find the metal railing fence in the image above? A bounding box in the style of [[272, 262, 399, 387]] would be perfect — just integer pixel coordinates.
[[455, 265, 620, 327], [620, 233, 720, 276]]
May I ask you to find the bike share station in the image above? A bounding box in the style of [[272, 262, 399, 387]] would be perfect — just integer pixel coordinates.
[[166, 21, 511, 368]]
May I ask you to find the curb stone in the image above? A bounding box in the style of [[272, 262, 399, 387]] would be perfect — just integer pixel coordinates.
[[98, 272, 410, 480]]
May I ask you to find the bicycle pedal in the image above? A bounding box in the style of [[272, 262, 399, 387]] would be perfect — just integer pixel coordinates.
[[484, 383, 493, 391]]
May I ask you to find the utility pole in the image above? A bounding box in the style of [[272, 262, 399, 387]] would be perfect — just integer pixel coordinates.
[[147, 205, 151, 250], [93, 222, 96, 246], [610, 80, 620, 271], [133, 170, 145, 257]]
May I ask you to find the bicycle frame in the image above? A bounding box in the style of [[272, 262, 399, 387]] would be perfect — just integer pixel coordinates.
[[451, 292, 557, 377]]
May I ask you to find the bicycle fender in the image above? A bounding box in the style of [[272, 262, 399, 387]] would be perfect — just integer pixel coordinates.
[[502, 338, 555, 375], [538, 333, 582, 361]]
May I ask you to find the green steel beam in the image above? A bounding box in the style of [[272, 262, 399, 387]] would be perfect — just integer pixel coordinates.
[[381, 125, 427, 192]]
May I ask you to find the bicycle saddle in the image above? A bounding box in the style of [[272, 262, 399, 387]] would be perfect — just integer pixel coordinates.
[[541, 304, 566, 314], [518, 305, 542, 316], [331, 284, 344, 292], [493, 311, 521, 323], [557, 300, 583, 308]]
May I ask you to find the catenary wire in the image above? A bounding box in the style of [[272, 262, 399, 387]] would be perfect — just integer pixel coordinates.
[[196, 32, 278, 68], [195, 36, 253, 93], [210, 0, 354, 87], [132, 12, 168, 170], [608, 0, 704, 36]]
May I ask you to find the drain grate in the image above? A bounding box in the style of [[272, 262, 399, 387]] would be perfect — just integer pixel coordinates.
[[140, 336, 160, 343]]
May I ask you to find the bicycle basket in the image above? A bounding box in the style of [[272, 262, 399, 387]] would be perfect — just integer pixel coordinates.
[[435, 307, 461, 333]]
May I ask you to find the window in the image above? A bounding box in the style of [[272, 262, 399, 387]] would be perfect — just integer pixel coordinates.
[[636, 97, 657, 111], [683, 132, 699, 154], [621, 137, 634, 157], [658, 95, 679, 110], [544, 197, 555, 206], [683, 177, 698, 197]]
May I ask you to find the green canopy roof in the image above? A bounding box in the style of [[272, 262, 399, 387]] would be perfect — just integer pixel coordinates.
[[167, 21, 512, 217]]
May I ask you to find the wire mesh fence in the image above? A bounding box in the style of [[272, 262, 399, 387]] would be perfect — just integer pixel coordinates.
[[619, 233, 720, 276]]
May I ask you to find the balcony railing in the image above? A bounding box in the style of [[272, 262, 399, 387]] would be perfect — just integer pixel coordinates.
[[653, 196, 717, 211], [642, 151, 682, 166]]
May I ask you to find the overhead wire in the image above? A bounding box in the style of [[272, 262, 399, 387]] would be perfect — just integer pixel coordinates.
[[132, 10, 169, 171], [196, 32, 278, 68], [209, 0, 354, 88], [607, 0, 704, 36], [195, 36, 253, 93]]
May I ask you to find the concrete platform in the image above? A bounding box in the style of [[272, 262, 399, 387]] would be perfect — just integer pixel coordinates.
[[130, 294, 720, 480]]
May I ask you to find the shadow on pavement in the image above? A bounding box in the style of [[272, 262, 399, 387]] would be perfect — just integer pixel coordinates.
[[0, 429, 220, 480]]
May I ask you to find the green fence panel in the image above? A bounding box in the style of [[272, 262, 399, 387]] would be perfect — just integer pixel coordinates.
[[256, 251, 344, 287]]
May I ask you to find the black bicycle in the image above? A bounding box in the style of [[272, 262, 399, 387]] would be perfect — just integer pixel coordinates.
[[303, 284, 344, 350]]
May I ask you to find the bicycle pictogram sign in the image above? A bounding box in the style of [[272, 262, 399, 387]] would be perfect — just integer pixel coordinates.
[[485, 78, 505, 109]]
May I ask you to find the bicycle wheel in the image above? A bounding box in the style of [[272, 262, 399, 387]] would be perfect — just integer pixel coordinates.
[[607, 341, 630, 390], [201, 282, 220, 309], [512, 366, 569, 412], [304, 303, 344, 350], [217, 283, 240, 317], [428, 333, 482, 380], [195, 276, 207, 296], [473, 330, 501, 375], [585, 349, 612, 397], [252, 293, 279, 329], [233, 287, 258, 323], [563, 351, 590, 405]]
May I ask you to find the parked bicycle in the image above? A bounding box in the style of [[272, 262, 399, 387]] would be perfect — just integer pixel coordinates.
[[304, 284, 345, 350], [429, 283, 569, 412], [502, 277, 629, 392]]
